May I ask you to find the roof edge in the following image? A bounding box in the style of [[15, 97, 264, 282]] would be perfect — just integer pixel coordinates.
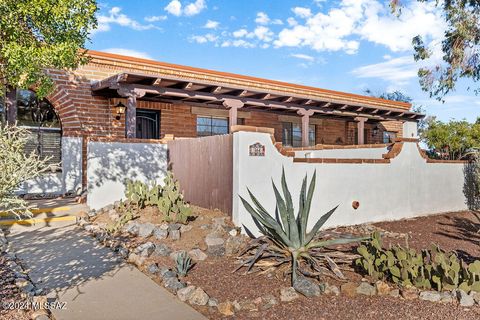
[[83, 49, 412, 110]]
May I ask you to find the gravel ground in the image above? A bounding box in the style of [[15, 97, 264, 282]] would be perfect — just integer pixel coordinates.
[[186, 211, 480, 320], [0, 253, 32, 320]]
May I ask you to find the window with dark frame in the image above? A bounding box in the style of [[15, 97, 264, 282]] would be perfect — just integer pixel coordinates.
[[136, 109, 160, 139], [196, 116, 244, 137], [282, 122, 316, 147]]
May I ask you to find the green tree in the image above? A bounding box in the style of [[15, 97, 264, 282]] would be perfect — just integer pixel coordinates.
[[391, 1, 480, 99], [422, 118, 480, 159], [0, 0, 97, 98]]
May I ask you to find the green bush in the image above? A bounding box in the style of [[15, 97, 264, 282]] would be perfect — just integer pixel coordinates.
[[125, 172, 192, 224], [356, 232, 480, 292]]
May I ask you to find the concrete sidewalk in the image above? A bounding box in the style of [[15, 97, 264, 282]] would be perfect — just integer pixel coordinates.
[[6, 223, 206, 320]]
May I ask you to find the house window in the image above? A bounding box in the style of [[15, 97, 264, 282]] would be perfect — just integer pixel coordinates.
[[282, 122, 315, 147], [383, 131, 397, 143], [196, 116, 229, 137], [15, 90, 62, 169], [136, 109, 160, 139]]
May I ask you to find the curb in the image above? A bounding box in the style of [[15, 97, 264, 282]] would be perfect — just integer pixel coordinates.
[[0, 216, 77, 226]]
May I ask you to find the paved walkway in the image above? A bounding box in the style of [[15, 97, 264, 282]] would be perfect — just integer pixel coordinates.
[[6, 223, 206, 320]]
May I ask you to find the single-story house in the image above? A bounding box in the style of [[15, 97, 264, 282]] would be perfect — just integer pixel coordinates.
[[1, 50, 424, 196]]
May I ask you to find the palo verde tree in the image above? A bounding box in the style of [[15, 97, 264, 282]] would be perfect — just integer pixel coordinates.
[[0, 0, 98, 98], [391, 1, 480, 100]]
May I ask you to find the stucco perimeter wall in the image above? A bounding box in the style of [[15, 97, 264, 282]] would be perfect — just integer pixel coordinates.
[[294, 146, 389, 159], [17, 137, 82, 195], [87, 140, 168, 210], [232, 131, 467, 236]]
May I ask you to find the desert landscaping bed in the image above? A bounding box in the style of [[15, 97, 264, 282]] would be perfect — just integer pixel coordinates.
[[80, 204, 480, 320]]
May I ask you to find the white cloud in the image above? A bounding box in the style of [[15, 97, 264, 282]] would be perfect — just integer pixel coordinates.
[[292, 7, 312, 18], [94, 7, 156, 34], [221, 39, 255, 48], [190, 33, 218, 44], [290, 53, 315, 62], [145, 15, 167, 22], [255, 12, 270, 25], [204, 20, 219, 29], [185, 0, 206, 16], [253, 26, 273, 42], [165, 0, 182, 16], [351, 55, 418, 86], [165, 0, 206, 17], [101, 48, 153, 60], [233, 29, 249, 38]]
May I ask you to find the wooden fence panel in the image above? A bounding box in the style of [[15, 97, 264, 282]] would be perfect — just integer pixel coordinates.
[[168, 135, 233, 215]]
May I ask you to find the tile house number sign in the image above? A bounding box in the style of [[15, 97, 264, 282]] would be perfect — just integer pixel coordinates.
[[249, 142, 265, 157]]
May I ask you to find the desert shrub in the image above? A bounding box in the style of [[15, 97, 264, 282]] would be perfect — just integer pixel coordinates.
[[105, 201, 137, 234], [175, 251, 193, 277], [125, 172, 192, 224], [237, 168, 365, 284], [0, 125, 52, 218], [356, 232, 480, 292]]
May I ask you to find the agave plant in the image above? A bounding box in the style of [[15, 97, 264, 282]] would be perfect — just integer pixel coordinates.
[[237, 169, 364, 284]]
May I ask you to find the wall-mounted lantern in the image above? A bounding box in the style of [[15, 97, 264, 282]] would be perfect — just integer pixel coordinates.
[[372, 125, 379, 137], [114, 102, 126, 120]]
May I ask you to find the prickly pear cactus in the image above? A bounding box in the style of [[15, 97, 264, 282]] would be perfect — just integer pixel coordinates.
[[355, 233, 480, 292]]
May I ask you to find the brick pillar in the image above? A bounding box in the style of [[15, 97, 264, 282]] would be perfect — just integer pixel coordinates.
[[354, 117, 367, 145], [117, 87, 146, 138], [223, 98, 244, 132], [297, 108, 315, 147]]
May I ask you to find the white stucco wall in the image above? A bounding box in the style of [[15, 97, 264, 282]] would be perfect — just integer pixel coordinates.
[[17, 137, 82, 195], [233, 131, 467, 236], [86, 141, 168, 210], [294, 147, 389, 159]]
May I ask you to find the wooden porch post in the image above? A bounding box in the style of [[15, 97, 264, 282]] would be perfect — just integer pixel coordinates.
[[355, 117, 367, 145], [117, 87, 146, 139], [297, 108, 315, 147], [223, 99, 244, 132], [6, 87, 17, 125]]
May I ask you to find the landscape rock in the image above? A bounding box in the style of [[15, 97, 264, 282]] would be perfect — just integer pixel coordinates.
[[356, 282, 376, 296], [153, 243, 172, 257], [123, 221, 139, 235], [212, 217, 227, 227], [208, 298, 219, 307], [293, 276, 320, 297], [177, 286, 196, 302], [138, 223, 155, 238], [454, 289, 475, 307], [419, 291, 441, 302], [340, 282, 358, 297], [260, 294, 278, 310], [135, 242, 155, 257], [238, 300, 257, 312], [228, 229, 238, 237], [15, 278, 35, 293], [108, 209, 119, 221], [127, 253, 145, 267], [280, 287, 300, 302], [472, 291, 480, 305], [374, 281, 391, 296], [400, 287, 418, 300], [225, 236, 247, 256], [160, 269, 177, 280], [323, 283, 340, 296], [163, 277, 186, 293], [188, 287, 209, 306], [169, 230, 181, 241], [169, 223, 181, 231], [205, 233, 225, 256], [153, 227, 168, 240], [232, 300, 241, 311], [188, 249, 208, 261], [147, 263, 160, 275], [388, 289, 400, 298], [118, 247, 129, 258], [180, 225, 192, 233], [84, 224, 101, 234], [217, 301, 235, 316], [439, 291, 454, 303]]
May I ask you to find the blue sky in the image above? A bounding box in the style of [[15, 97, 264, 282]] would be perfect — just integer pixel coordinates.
[[88, 0, 480, 122]]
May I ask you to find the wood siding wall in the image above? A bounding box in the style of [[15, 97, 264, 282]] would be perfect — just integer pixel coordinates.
[[168, 134, 233, 215]]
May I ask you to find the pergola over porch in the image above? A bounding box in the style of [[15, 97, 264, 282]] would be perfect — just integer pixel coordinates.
[[91, 72, 425, 147]]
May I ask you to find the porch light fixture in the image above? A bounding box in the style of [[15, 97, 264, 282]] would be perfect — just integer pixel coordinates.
[[372, 125, 379, 136], [114, 102, 126, 120]]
